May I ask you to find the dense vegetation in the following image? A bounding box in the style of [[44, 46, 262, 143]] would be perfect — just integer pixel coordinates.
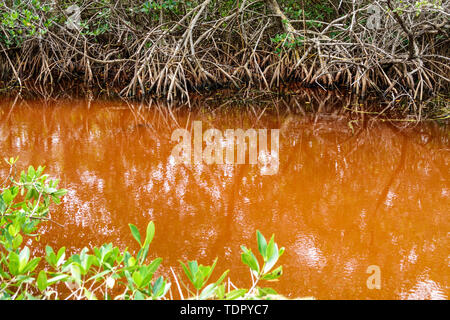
[[0, 158, 289, 300], [0, 1, 448, 111]]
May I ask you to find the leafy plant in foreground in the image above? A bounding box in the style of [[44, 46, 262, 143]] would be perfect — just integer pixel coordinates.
[[175, 230, 285, 300]]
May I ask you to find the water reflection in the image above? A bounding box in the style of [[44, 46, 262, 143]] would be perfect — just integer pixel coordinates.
[[0, 97, 448, 299]]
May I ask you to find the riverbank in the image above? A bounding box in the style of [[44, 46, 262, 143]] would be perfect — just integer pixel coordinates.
[[1, 1, 449, 111], [1, 85, 448, 122]]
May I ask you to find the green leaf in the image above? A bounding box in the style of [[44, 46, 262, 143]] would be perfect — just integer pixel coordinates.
[[80, 255, 95, 274], [240, 246, 260, 274], [51, 195, 61, 204], [0, 195, 6, 213], [200, 258, 217, 287], [261, 266, 283, 281], [179, 261, 194, 284], [199, 283, 217, 299], [22, 257, 40, 273], [188, 260, 198, 276], [152, 276, 164, 296], [143, 221, 155, 248], [127, 256, 136, 267], [216, 284, 225, 299], [70, 264, 82, 285], [2, 188, 13, 204], [37, 270, 48, 292], [8, 252, 20, 275], [258, 287, 278, 296], [134, 291, 145, 300], [87, 270, 111, 282], [129, 224, 141, 246], [140, 267, 155, 288], [28, 166, 35, 179], [45, 246, 56, 267], [279, 247, 285, 258], [12, 234, 23, 249], [215, 270, 229, 286], [148, 258, 162, 275], [53, 189, 67, 197], [132, 270, 143, 288], [139, 243, 150, 263], [56, 247, 66, 267], [226, 289, 247, 300], [256, 230, 267, 260], [19, 246, 31, 273], [263, 235, 279, 274], [8, 224, 18, 237]]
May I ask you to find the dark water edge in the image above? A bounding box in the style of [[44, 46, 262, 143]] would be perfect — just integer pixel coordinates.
[[1, 82, 448, 121]]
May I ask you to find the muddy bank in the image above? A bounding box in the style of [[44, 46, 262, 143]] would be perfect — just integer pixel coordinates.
[[1, 86, 448, 122], [1, 1, 449, 108]]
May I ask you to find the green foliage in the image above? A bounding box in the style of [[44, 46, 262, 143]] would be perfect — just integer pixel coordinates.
[[176, 230, 285, 300], [141, 0, 178, 14], [242, 231, 284, 282], [81, 8, 111, 37], [271, 33, 304, 53], [281, 0, 334, 23], [0, 159, 288, 300], [137, 0, 191, 22], [0, 0, 52, 47], [0, 157, 67, 299]]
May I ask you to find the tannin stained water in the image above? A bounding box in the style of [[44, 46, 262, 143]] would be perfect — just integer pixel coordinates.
[[0, 98, 448, 300]]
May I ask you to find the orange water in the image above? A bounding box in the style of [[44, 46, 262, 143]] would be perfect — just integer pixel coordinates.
[[0, 98, 448, 299]]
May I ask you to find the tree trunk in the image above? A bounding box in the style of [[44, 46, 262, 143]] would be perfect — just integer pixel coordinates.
[[265, 0, 296, 35]]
